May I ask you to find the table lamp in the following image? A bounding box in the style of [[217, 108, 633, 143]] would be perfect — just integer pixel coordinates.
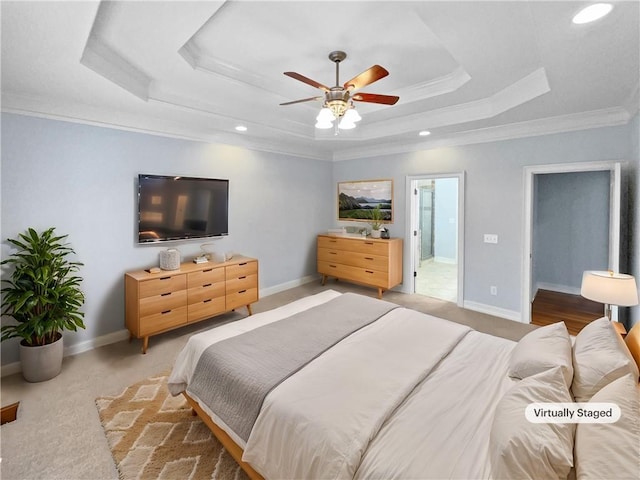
[[580, 270, 639, 320]]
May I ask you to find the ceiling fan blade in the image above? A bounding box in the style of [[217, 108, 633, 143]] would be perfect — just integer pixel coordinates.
[[280, 96, 322, 106], [284, 72, 330, 92], [352, 93, 399, 105], [344, 65, 389, 90]]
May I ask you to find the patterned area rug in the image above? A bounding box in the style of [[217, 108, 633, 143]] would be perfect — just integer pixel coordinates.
[[96, 373, 249, 480]]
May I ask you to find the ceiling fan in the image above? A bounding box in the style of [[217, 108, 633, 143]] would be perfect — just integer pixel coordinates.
[[280, 51, 399, 129]]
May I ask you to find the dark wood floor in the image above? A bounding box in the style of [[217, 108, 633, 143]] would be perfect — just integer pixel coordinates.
[[531, 289, 603, 336]]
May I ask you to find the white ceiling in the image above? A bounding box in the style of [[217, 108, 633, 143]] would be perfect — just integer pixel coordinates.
[[2, 1, 639, 161]]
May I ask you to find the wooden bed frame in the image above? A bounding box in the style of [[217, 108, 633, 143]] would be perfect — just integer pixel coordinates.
[[183, 391, 264, 480], [183, 321, 640, 480]]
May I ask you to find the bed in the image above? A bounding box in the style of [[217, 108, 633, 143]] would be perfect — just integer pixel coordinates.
[[168, 290, 640, 479]]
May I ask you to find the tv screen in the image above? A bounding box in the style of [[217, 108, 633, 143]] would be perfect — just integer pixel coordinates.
[[137, 174, 229, 243]]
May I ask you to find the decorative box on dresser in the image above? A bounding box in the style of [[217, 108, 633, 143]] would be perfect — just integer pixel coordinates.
[[317, 234, 402, 298], [125, 257, 258, 353]]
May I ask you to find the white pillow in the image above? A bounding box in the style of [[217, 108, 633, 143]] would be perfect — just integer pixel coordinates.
[[575, 374, 640, 479], [490, 367, 575, 479], [572, 317, 639, 402], [508, 321, 573, 387]]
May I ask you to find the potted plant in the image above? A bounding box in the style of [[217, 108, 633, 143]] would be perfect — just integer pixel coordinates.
[[370, 204, 383, 238], [1, 227, 85, 382]]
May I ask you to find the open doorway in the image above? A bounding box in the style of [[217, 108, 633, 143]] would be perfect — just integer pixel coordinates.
[[408, 174, 464, 305], [522, 162, 621, 325]]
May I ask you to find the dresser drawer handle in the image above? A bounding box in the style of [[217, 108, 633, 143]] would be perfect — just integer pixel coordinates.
[[364, 242, 374, 245], [160, 276, 171, 280], [329, 251, 337, 255], [203, 299, 212, 303], [239, 289, 247, 294], [203, 283, 212, 287], [160, 292, 171, 297], [161, 309, 172, 314], [329, 239, 337, 242], [203, 268, 213, 273], [238, 275, 246, 279], [329, 264, 337, 268], [364, 257, 374, 260], [365, 270, 374, 274], [239, 262, 247, 266]]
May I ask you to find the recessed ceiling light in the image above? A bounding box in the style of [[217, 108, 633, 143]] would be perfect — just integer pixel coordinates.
[[572, 3, 613, 24], [419, 130, 431, 136], [235, 125, 247, 132]]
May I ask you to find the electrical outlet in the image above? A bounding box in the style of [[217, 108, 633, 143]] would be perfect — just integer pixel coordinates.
[[490, 286, 498, 296], [484, 234, 498, 244]]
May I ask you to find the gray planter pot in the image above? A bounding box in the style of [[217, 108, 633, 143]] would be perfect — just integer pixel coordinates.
[[19, 333, 63, 382]]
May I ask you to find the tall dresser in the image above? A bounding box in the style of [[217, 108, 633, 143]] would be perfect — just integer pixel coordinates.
[[317, 234, 402, 298]]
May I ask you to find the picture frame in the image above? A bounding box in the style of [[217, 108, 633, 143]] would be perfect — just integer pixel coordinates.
[[338, 179, 393, 223]]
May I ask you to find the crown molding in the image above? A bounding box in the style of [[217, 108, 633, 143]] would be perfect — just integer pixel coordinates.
[[2, 91, 630, 163], [0, 92, 331, 161], [332, 107, 631, 161]]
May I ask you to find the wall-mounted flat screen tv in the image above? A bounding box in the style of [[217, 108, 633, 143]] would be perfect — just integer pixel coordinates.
[[138, 174, 229, 243]]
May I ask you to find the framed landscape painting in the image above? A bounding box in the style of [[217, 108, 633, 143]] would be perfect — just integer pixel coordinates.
[[338, 179, 393, 222]]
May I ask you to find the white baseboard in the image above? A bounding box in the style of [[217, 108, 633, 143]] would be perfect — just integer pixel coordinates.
[[1, 361, 22, 377], [535, 282, 581, 296], [64, 329, 131, 357], [0, 329, 131, 377], [463, 300, 522, 323], [259, 274, 320, 298]]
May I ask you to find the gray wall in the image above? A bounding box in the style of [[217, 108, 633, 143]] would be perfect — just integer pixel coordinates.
[[0, 113, 333, 365], [533, 171, 610, 293], [333, 123, 633, 315]]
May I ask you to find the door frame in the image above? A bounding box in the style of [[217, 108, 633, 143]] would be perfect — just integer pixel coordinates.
[[522, 161, 622, 324], [406, 172, 465, 307]]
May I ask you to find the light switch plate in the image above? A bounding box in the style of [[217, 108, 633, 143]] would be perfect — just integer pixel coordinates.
[[484, 234, 498, 244]]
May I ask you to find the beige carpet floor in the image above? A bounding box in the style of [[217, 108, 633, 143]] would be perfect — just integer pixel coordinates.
[[1, 281, 535, 480]]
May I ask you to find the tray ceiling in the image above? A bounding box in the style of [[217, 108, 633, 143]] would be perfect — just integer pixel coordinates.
[[1, 1, 638, 161]]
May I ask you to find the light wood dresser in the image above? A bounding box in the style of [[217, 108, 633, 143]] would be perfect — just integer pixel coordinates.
[[125, 257, 258, 353], [317, 235, 402, 298]]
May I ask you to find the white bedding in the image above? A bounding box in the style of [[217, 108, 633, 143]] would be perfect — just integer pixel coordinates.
[[168, 290, 517, 479]]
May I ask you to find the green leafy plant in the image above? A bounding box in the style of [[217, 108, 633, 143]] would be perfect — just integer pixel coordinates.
[[370, 204, 383, 230], [1, 227, 85, 346]]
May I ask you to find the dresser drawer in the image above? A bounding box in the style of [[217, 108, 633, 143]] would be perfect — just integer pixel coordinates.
[[226, 287, 258, 310], [139, 290, 187, 317], [188, 282, 225, 303], [139, 274, 186, 298], [226, 273, 258, 294], [318, 261, 389, 288], [318, 248, 388, 272], [226, 261, 258, 280], [318, 236, 389, 256], [188, 297, 226, 322], [187, 267, 225, 289], [140, 306, 188, 336]]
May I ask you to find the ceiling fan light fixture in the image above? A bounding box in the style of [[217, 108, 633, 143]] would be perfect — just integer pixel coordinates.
[[572, 3, 613, 24], [315, 120, 334, 129], [316, 107, 334, 122], [338, 120, 356, 130], [343, 107, 361, 123], [327, 99, 349, 118]]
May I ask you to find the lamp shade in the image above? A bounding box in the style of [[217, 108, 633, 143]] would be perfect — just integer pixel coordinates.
[[580, 271, 639, 306]]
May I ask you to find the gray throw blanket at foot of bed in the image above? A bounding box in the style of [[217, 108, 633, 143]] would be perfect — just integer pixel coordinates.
[[188, 292, 398, 442]]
